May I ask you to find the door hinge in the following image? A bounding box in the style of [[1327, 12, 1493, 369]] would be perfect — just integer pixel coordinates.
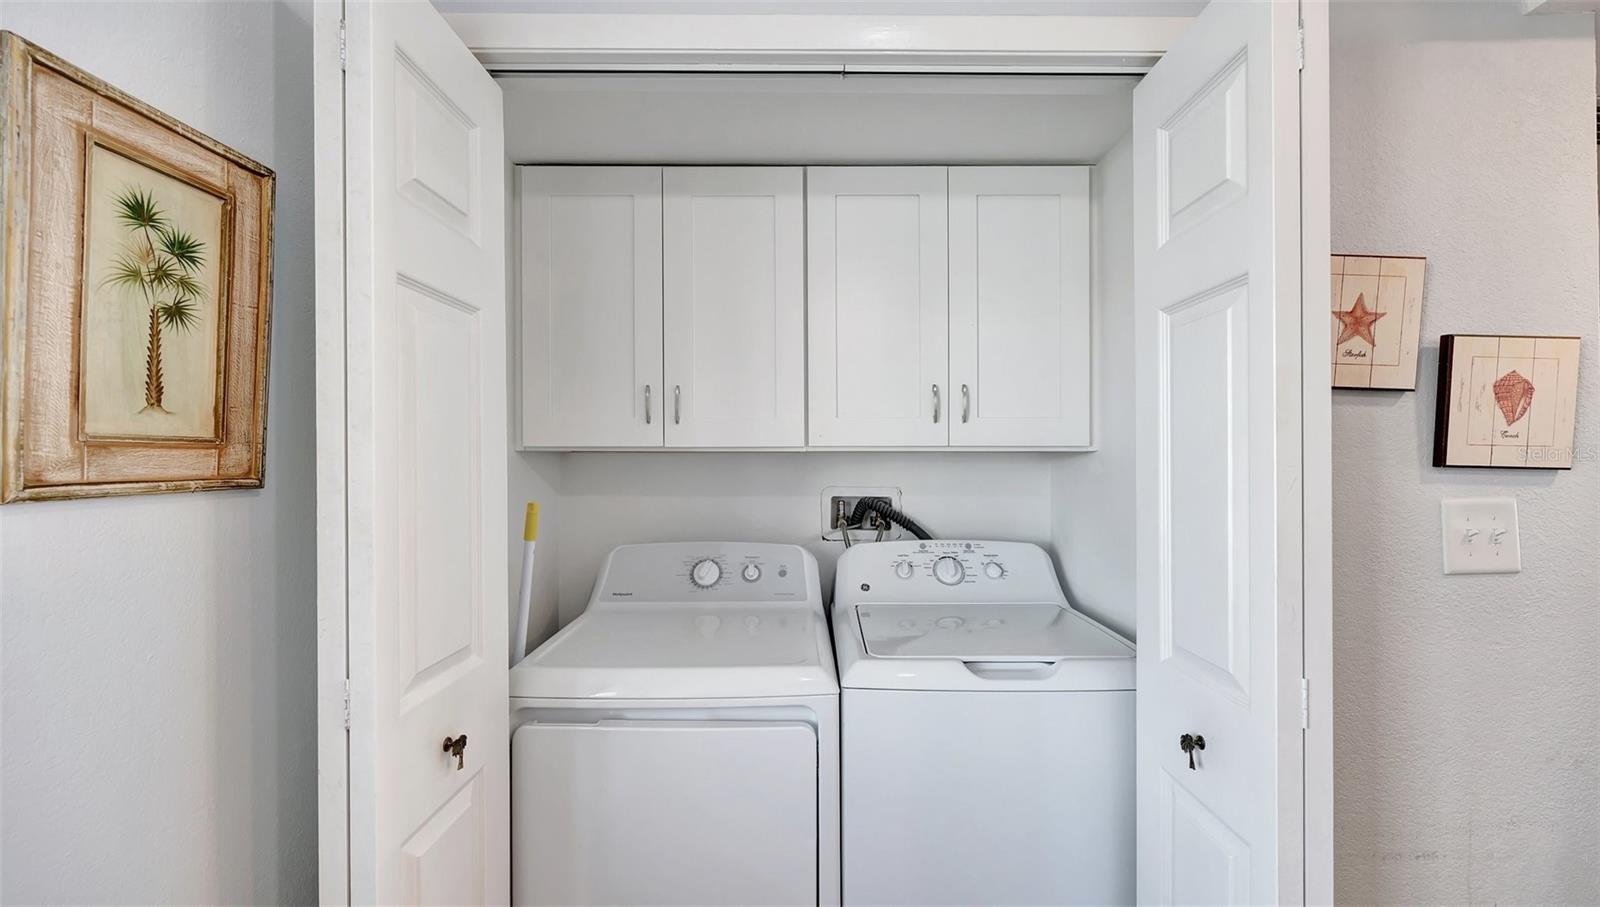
[[338, 19, 347, 72], [1296, 22, 1305, 71], [1300, 676, 1310, 729], [343, 678, 352, 730]]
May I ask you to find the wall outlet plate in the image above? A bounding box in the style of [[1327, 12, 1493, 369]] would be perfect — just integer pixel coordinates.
[[821, 486, 904, 542], [1441, 497, 1521, 575]]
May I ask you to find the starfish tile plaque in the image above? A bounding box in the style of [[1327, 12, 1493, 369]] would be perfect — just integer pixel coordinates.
[[1331, 255, 1426, 390]]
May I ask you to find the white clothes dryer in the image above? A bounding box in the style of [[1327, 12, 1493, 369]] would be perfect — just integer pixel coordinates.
[[833, 540, 1135, 907], [510, 542, 839, 907]]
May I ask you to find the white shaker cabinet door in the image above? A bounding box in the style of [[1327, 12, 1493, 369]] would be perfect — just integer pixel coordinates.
[[807, 167, 950, 447], [519, 166, 664, 448], [663, 167, 806, 448], [948, 166, 1093, 448]]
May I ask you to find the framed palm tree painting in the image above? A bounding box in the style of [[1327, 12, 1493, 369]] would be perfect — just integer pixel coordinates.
[[0, 32, 274, 501]]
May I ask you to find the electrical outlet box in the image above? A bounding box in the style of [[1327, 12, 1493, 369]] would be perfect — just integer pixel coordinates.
[[1441, 497, 1521, 575], [821, 486, 904, 541]]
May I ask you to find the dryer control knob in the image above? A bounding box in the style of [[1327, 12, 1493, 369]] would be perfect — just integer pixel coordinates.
[[983, 561, 1005, 580], [741, 563, 762, 583], [894, 560, 915, 580], [690, 558, 722, 588], [933, 556, 965, 586]]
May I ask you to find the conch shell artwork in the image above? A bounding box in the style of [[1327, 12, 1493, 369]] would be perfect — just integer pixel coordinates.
[[1434, 334, 1581, 469], [1492, 370, 1535, 427]]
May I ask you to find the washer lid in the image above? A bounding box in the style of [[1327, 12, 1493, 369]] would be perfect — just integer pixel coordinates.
[[511, 605, 838, 700], [857, 602, 1133, 661]]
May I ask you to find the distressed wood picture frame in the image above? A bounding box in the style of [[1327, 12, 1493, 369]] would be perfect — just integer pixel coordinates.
[[1433, 334, 1581, 469], [0, 31, 275, 502]]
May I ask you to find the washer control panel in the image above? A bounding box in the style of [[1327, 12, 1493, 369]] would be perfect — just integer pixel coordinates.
[[837, 540, 1066, 605]]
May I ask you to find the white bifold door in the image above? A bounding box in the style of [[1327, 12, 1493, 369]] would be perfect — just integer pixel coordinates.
[[316, 1, 510, 903], [1133, 1, 1323, 905]]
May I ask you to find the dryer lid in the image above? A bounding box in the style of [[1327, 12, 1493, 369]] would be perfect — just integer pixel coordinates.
[[856, 602, 1133, 662], [511, 605, 839, 700]]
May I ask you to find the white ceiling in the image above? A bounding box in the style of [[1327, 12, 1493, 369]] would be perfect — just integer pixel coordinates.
[[433, 0, 1205, 16]]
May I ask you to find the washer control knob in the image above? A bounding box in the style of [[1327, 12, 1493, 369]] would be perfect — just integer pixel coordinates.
[[933, 556, 965, 586], [894, 560, 915, 580], [936, 616, 965, 630], [690, 559, 722, 588], [741, 563, 762, 583], [983, 561, 1005, 580]]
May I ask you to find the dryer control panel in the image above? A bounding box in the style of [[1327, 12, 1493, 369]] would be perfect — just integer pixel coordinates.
[[593, 542, 821, 607], [835, 540, 1067, 605]]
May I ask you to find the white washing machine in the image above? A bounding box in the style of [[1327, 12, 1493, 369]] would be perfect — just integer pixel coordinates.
[[833, 540, 1135, 907], [510, 542, 840, 907]]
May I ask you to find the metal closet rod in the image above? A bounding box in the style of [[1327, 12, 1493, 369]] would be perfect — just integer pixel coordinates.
[[485, 63, 1157, 77]]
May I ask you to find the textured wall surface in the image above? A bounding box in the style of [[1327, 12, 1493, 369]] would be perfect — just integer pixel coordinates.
[[1331, 2, 1600, 902], [0, 2, 318, 903]]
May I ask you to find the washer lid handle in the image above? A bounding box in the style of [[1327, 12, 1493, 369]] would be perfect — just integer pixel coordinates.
[[961, 661, 1062, 682]]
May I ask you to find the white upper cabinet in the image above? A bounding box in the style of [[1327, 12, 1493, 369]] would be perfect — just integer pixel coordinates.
[[518, 164, 1092, 450], [662, 167, 806, 448], [949, 166, 1093, 447], [807, 167, 950, 447], [519, 166, 664, 448]]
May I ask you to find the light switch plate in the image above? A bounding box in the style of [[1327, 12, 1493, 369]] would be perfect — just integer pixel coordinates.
[[1441, 497, 1521, 575]]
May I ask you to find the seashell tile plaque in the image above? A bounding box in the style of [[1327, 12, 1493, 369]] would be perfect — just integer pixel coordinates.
[[1434, 334, 1581, 469]]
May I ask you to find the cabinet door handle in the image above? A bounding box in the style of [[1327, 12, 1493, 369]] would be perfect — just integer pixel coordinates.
[[961, 384, 971, 423], [644, 385, 652, 424], [932, 384, 941, 424], [674, 385, 681, 425]]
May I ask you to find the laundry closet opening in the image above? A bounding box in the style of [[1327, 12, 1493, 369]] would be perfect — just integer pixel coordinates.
[[315, 5, 1329, 902], [498, 70, 1141, 648]]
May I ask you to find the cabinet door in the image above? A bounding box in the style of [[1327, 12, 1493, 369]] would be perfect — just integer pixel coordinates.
[[519, 166, 663, 448], [663, 168, 805, 448], [949, 167, 1092, 447], [807, 167, 950, 447]]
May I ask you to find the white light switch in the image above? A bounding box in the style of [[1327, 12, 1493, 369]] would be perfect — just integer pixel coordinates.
[[1440, 497, 1521, 575]]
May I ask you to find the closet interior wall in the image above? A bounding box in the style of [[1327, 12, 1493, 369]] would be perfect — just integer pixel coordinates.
[[500, 72, 1141, 642]]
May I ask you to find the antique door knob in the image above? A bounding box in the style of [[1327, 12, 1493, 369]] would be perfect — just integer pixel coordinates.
[[442, 734, 468, 771]]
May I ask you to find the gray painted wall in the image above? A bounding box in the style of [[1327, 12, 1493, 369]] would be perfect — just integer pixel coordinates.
[[1051, 131, 1135, 639], [1331, 2, 1600, 901], [0, 2, 318, 903]]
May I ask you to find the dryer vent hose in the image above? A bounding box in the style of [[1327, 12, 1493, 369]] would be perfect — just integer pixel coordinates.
[[848, 498, 933, 541]]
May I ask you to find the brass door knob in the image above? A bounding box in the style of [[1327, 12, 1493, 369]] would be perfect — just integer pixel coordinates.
[[443, 734, 468, 771]]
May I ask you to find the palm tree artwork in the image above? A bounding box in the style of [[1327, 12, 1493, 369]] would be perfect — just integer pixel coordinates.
[[100, 186, 206, 414]]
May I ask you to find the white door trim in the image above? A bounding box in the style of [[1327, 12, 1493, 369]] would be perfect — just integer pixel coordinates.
[[1299, 2, 1334, 904], [313, 1, 350, 903]]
